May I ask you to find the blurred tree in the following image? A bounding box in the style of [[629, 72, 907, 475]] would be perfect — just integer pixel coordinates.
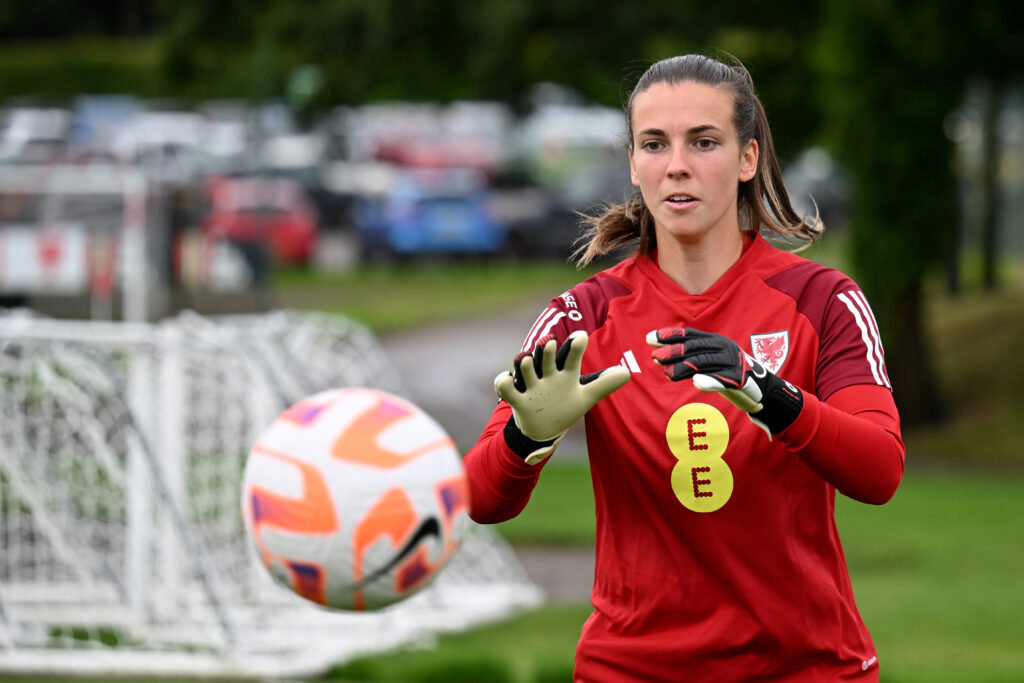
[[0, 0, 167, 100], [818, 1, 957, 426], [976, 77, 1002, 292], [153, 0, 826, 165], [817, 0, 1022, 425], [0, 0, 161, 39], [967, 3, 1024, 291]]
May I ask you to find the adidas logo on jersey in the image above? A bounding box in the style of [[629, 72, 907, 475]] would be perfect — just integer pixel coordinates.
[[619, 350, 641, 373]]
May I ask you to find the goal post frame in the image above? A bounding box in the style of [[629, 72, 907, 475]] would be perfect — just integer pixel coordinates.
[[0, 310, 544, 679]]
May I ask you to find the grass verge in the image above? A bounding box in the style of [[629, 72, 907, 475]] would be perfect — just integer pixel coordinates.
[[837, 469, 1024, 683], [274, 260, 599, 334], [324, 465, 1024, 683], [905, 286, 1024, 468], [493, 455, 596, 545], [326, 604, 592, 683]]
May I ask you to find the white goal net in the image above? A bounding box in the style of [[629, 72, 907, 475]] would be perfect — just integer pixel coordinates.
[[0, 309, 542, 679]]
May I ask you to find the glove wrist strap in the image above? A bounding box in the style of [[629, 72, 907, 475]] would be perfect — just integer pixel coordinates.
[[754, 374, 804, 434], [503, 416, 563, 464]]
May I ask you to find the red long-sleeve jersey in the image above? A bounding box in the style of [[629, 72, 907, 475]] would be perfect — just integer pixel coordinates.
[[464, 232, 905, 682]]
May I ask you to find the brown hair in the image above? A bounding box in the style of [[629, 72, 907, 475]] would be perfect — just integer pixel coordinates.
[[573, 53, 822, 266]]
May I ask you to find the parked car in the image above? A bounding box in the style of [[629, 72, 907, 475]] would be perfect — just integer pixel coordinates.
[[201, 174, 319, 266], [501, 165, 633, 260], [0, 107, 72, 164], [352, 167, 507, 259], [110, 110, 216, 183]]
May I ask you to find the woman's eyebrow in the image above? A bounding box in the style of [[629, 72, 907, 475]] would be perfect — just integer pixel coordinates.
[[636, 124, 724, 137]]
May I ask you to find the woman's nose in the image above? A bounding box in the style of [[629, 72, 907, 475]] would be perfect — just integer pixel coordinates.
[[666, 147, 690, 178]]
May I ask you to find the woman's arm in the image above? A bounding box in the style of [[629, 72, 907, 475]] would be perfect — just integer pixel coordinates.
[[462, 401, 546, 524], [777, 383, 905, 504]]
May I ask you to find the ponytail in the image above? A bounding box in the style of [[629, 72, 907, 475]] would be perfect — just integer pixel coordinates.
[[572, 191, 654, 267]]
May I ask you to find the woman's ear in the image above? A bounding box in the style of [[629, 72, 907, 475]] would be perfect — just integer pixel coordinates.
[[628, 146, 640, 186], [739, 139, 758, 182]]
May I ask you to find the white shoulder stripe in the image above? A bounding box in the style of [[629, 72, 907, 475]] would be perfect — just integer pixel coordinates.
[[534, 311, 567, 347], [837, 291, 889, 388], [523, 308, 557, 351], [850, 289, 891, 387], [522, 308, 566, 352]]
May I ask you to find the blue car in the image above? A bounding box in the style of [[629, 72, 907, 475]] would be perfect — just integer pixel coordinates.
[[354, 168, 508, 259]]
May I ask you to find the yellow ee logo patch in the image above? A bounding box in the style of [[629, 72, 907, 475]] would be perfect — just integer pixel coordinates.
[[666, 403, 733, 513]]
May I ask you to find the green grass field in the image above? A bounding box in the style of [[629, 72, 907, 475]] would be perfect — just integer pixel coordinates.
[[325, 465, 1024, 683], [839, 471, 1024, 683], [4, 465, 1019, 683], [273, 260, 602, 334]]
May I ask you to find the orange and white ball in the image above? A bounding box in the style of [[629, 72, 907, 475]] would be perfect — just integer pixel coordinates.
[[241, 387, 470, 611]]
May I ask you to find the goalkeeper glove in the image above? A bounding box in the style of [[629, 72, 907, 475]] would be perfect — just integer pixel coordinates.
[[646, 327, 803, 438], [495, 331, 630, 465]]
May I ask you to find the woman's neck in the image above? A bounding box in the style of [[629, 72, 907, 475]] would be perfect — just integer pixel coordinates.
[[655, 229, 746, 294]]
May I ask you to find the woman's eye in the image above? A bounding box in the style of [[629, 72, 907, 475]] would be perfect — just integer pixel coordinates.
[[695, 138, 717, 150], [641, 140, 665, 152]]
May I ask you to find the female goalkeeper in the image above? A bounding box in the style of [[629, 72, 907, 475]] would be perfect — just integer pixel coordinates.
[[463, 53, 904, 682]]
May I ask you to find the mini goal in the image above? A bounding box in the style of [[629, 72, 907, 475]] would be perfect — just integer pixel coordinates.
[[0, 308, 542, 679]]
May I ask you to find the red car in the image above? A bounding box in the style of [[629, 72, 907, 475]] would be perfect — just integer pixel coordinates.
[[201, 175, 319, 264]]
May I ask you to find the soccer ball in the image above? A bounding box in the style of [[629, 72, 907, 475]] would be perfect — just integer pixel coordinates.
[[241, 387, 470, 611]]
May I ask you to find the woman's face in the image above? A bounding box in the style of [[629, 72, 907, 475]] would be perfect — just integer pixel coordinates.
[[628, 80, 757, 246]]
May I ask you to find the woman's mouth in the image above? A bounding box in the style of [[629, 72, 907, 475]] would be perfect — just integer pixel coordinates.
[[666, 194, 697, 205]]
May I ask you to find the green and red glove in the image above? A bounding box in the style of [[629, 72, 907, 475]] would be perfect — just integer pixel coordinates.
[[646, 327, 803, 438]]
